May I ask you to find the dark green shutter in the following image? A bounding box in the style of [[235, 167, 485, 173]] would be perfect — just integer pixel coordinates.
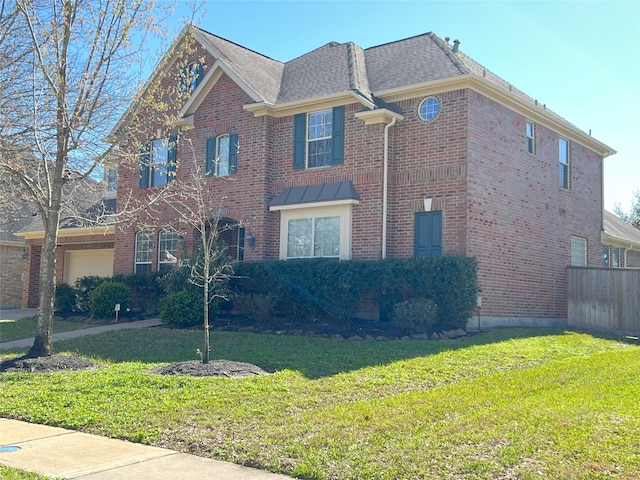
[[414, 212, 442, 257], [195, 63, 204, 90], [229, 133, 238, 174], [205, 137, 215, 177], [293, 113, 306, 170], [332, 106, 344, 165], [237, 226, 245, 262], [167, 135, 177, 182], [139, 142, 150, 188]]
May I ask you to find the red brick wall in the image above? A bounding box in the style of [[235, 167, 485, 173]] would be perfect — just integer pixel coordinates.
[[465, 89, 603, 321], [112, 54, 606, 325], [387, 90, 469, 258]]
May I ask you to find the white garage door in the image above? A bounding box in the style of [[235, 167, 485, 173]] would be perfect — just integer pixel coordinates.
[[64, 249, 114, 285]]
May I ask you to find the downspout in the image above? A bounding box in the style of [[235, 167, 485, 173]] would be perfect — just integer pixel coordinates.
[[382, 117, 397, 259], [623, 244, 633, 267]]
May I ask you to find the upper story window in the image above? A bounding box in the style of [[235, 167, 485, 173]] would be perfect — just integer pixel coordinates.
[[293, 106, 344, 170], [105, 167, 118, 197], [139, 135, 177, 188], [418, 97, 440, 122], [205, 133, 238, 177], [571, 235, 587, 266], [526, 121, 535, 154], [180, 61, 204, 94], [559, 138, 570, 189], [158, 229, 180, 272], [135, 230, 153, 273]]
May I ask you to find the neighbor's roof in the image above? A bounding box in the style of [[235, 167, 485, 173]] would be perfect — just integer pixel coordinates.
[[603, 210, 640, 249]]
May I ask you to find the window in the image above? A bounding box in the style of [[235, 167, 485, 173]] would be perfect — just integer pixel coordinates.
[[139, 135, 177, 188], [559, 138, 569, 189], [276, 204, 354, 260], [180, 61, 204, 94], [418, 97, 440, 122], [105, 167, 118, 194], [158, 229, 180, 272], [602, 245, 621, 268], [135, 231, 153, 273], [293, 106, 344, 170], [526, 121, 535, 154], [571, 236, 587, 266], [205, 133, 238, 177], [287, 216, 340, 258]]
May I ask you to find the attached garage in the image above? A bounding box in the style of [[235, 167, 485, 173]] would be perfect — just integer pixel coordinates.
[[64, 249, 114, 285]]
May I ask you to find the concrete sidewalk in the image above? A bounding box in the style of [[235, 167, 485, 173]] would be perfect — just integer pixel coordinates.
[[0, 419, 292, 479], [0, 318, 165, 351]]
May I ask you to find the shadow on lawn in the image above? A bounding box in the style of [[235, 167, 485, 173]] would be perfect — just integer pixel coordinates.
[[36, 325, 616, 379]]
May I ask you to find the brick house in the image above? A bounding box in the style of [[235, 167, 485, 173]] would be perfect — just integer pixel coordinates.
[[106, 26, 617, 327]]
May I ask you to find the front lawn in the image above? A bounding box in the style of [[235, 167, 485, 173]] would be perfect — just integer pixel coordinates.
[[0, 317, 95, 343], [1, 327, 639, 479]]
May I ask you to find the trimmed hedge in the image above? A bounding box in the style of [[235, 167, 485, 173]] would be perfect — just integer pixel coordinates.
[[233, 256, 477, 330], [89, 281, 130, 319], [159, 290, 204, 327]]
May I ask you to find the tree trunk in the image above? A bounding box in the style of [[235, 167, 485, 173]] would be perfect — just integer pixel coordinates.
[[27, 211, 60, 357], [203, 274, 210, 364]]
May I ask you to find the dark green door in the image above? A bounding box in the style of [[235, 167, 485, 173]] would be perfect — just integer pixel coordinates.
[[414, 212, 442, 257]]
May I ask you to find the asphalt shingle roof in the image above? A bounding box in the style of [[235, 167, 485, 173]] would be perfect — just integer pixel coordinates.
[[604, 210, 640, 246]]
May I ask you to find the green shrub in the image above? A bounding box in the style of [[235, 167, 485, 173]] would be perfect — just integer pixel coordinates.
[[234, 293, 277, 321], [392, 298, 438, 331], [89, 281, 130, 319], [159, 291, 203, 328], [55, 283, 78, 313], [75, 276, 108, 312], [118, 272, 165, 314]]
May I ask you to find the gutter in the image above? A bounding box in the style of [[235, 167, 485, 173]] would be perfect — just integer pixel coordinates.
[[382, 117, 397, 259]]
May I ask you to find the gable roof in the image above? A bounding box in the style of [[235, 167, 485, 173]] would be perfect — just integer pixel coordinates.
[[112, 26, 614, 157], [603, 210, 640, 250]]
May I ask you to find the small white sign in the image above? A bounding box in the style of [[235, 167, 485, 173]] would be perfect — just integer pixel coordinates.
[[114, 303, 121, 312]]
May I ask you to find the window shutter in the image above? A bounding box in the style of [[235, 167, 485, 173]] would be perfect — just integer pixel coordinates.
[[229, 133, 238, 174], [205, 137, 215, 177], [293, 113, 306, 170], [139, 143, 150, 188], [332, 106, 344, 165], [195, 63, 204, 90], [167, 135, 177, 182]]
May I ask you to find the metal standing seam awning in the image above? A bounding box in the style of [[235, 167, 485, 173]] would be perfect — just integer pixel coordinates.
[[268, 181, 361, 211]]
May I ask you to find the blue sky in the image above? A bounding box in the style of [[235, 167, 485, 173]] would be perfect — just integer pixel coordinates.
[[163, 0, 640, 212]]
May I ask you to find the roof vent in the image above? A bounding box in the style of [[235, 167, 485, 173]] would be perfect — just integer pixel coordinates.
[[452, 39, 460, 53]]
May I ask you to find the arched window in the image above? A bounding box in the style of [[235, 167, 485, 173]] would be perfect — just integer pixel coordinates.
[[158, 229, 180, 272]]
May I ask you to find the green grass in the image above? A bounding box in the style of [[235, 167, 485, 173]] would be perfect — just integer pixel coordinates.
[[0, 465, 60, 480], [1, 327, 639, 479], [0, 317, 95, 343]]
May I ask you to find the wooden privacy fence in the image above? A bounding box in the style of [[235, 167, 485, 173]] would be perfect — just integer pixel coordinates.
[[568, 267, 640, 334]]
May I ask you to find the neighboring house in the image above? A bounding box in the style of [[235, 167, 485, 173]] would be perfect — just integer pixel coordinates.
[[17, 174, 116, 308], [602, 210, 640, 268], [105, 26, 615, 327], [0, 197, 34, 309]]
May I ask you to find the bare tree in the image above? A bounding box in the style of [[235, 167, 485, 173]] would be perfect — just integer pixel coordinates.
[[614, 190, 640, 229], [163, 141, 236, 364], [0, 0, 180, 357]]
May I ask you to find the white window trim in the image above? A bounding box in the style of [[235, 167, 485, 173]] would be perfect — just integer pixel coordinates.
[[306, 109, 332, 169], [134, 231, 153, 272], [278, 204, 354, 260], [526, 121, 535, 154]]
